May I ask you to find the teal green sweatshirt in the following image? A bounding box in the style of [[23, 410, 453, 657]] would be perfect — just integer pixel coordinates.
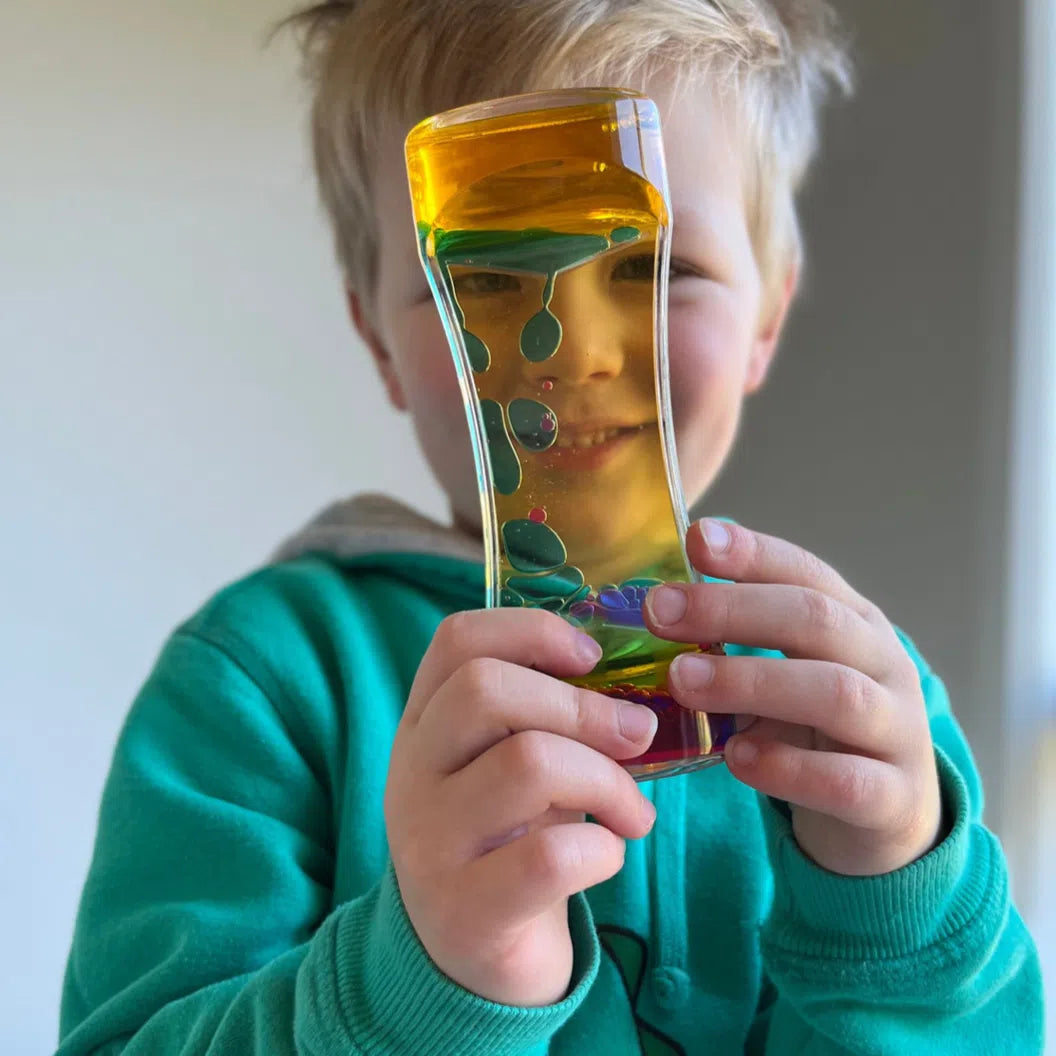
[[58, 497, 1043, 1055]]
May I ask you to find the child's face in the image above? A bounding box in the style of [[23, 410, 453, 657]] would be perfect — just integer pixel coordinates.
[[354, 80, 796, 536]]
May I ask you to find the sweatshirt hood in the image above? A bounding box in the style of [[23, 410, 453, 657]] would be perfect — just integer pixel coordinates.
[[272, 493, 484, 567]]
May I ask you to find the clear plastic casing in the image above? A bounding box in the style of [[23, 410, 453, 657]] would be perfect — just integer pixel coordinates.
[[406, 88, 733, 780]]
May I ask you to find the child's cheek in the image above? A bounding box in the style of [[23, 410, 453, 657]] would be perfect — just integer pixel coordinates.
[[666, 300, 732, 418], [665, 292, 754, 500], [395, 305, 466, 420]]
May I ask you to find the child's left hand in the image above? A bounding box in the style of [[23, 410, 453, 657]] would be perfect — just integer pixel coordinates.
[[645, 519, 943, 877]]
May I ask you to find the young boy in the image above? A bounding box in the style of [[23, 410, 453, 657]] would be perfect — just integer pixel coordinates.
[[58, 1, 1044, 1053]]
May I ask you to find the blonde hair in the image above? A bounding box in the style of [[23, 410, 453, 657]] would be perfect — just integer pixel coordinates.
[[279, 0, 852, 312]]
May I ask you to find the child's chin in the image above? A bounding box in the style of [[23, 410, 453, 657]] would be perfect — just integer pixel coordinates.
[[561, 508, 678, 575]]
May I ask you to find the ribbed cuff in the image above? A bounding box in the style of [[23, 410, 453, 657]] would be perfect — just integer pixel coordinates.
[[325, 863, 600, 1055], [758, 746, 1008, 992]]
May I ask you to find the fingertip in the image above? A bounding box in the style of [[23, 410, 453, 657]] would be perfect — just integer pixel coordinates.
[[644, 583, 689, 628], [622, 796, 656, 842], [639, 793, 658, 836], [617, 701, 658, 745], [726, 735, 759, 768], [573, 631, 603, 668], [687, 519, 741, 575], [699, 518, 733, 558]]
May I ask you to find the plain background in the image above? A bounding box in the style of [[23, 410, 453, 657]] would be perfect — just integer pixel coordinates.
[[2, 1, 1052, 1052]]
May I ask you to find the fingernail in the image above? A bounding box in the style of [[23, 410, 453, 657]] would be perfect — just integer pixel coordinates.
[[728, 737, 758, 766], [642, 795, 657, 825], [647, 585, 688, 626], [701, 518, 731, 556], [575, 632, 603, 666], [619, 702, 658, 743], [671, 653, 715, 691]]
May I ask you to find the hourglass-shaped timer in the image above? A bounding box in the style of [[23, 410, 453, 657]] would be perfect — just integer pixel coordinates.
[[406, 88, 734, 780]]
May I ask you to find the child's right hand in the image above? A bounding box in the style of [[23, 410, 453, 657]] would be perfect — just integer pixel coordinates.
[[383, 608, 659, 1008]]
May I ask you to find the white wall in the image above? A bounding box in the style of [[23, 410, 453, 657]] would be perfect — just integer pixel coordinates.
[[1, 3, 443, 1052]]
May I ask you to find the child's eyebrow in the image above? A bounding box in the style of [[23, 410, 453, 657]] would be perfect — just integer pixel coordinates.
[[670, 207, 722, 255], [672, 206, 715, 240], [672, 202, 745, 259]]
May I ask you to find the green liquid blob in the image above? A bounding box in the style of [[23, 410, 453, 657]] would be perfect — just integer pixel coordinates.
[[462, 330, 491, 373], [502, 518, 567, 574], [480, 399, 521, 495], [506, 564, 584, 599], [433, 227, 609, 275], [508, 397, 558, 451], [520, 307, 562, 362]]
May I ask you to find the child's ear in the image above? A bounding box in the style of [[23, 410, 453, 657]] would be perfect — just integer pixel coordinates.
[[745, 263, 799, 395], [345, 285, 408, 412]]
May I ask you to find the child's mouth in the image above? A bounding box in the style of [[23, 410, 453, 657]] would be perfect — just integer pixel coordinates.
[[543, 422, 654, 471]]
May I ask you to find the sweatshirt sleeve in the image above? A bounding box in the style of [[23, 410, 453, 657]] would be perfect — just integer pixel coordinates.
[[57, 627, 600, 1056], [747, 629, 1044, 1055]]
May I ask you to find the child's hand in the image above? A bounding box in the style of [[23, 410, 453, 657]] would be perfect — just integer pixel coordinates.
[[384, 609, 658, 1007], [646, 520, 943, 877]]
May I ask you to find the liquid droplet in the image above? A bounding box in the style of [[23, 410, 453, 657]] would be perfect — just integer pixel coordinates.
[[502, 519, 567, 574], [508, 398, 558, 451], [481, 399, 521, 495], [506, 565, 584, 603], [500, 586, 526, 607], [463, 329, 490, 373], [520, 307, 562, 363]]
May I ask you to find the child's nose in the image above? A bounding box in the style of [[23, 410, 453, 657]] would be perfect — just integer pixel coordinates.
[[526, 270, 626, 385]]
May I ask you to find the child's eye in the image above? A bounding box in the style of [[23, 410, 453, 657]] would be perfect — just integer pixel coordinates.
[[610, 253, 655, 282], [610, 254, 699, 282], [454, 271, 522, 296], [668, 259, 701, 280]]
